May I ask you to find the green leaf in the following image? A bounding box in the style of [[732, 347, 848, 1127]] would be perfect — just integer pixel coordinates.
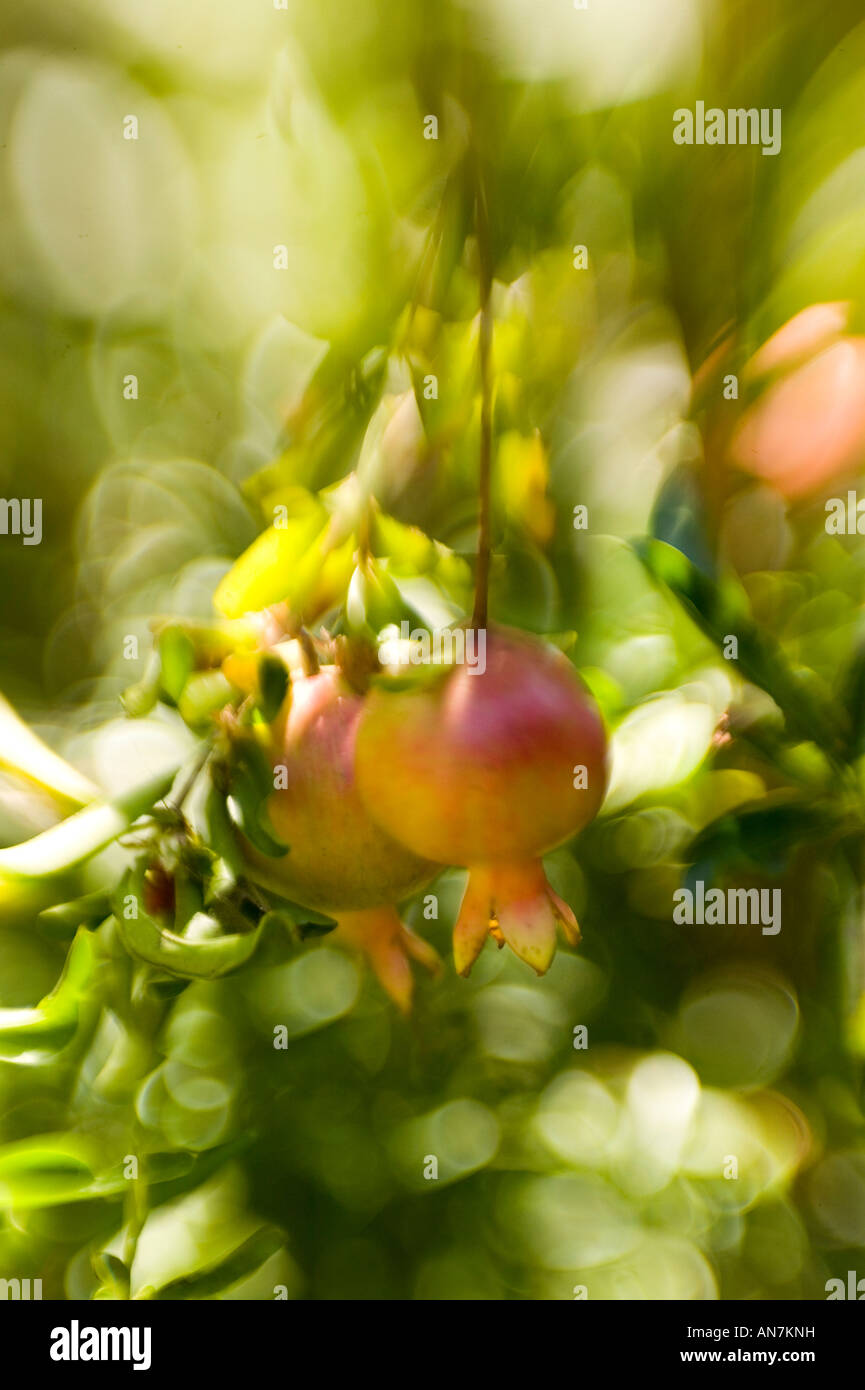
[[0, 1138, 229, 1211], [389, 574, 464, 630], [177, 672, 236, 729], [213, 495, 326, 618], [223, 738, 287, 858], [346, 559, 405, 635], [38, 890, 112, 939], [173, 873, 204, 934], [121, 650, 162, 719], [0, 929, 97, 1062], [151, 1228, 284, 1300], [0, 1137, 99, 1208], [371, 511, 437, 573], [0, 769, 179, 877], [158, 626, 196, 703], [204, 782, 245, 880], [650, 462, 716, 578], [256, 654, 289, 724], [0, 692, 98, 804], [151, 616, 261, 664], [113, 863, 264, 980], [93, 1251, 130, 1298], [490, 538, 559, 633]]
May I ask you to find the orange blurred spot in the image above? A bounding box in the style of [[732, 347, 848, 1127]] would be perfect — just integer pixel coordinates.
[[746, 302, 851, 380], [730, 337, 865, 498]]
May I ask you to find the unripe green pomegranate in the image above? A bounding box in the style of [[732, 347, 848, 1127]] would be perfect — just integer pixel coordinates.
[[355, 626, 607, 975], [238, 665, 439, 1012]]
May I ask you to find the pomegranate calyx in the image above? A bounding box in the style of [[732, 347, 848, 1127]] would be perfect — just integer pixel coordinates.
[[454, 860, 581, 977], [334, 906, 441, 1014]]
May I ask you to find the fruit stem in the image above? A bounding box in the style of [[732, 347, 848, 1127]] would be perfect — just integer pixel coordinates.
[[284, 613, 320, 676], [472, 149, 493, 632], [297, 628, 320, 676], [169, 743, 212, 819]]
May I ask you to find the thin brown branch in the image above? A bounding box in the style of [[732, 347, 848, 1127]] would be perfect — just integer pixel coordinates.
[[472, 152, 493, 631]]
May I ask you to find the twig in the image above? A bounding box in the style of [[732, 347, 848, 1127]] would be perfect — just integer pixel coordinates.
[[169, 744, 212, 818], [472, 151, 494, 631], [297, 628, 320, 677]]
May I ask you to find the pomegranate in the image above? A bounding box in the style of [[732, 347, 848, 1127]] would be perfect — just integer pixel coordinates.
[[236, 665, 439, 1012], [354, 626, 607, 975], [729, 303, 865, 499]]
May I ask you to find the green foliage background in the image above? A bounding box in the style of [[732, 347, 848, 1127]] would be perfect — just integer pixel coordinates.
[[0, 0, 865, 1300]]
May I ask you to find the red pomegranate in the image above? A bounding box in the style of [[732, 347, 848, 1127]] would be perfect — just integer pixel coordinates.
[[355, 626, 608, 975], [238, 665, 439, 1012]]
